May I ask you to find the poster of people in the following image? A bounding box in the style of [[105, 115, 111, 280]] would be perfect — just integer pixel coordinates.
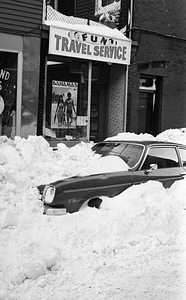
[[51, 81, 78, 129]]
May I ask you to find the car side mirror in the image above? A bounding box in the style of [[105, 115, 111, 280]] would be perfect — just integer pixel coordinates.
[[145, 163, 158, 174]]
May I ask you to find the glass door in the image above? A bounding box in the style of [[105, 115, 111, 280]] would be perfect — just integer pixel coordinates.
[[138, 77, 156, 135]]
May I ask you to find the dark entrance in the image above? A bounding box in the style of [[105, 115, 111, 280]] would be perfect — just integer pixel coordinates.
[[138, 77, 162, 136], [90, 85, 107, 142]]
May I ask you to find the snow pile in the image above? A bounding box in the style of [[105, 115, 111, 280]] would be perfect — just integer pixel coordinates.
[[106, 127, 186, 145], [0, 129, 186, 300], [156, 128, 186, 145], [105, 131, 156, 141], [79, 155, 129, 176], [46, 5, 127, 38]]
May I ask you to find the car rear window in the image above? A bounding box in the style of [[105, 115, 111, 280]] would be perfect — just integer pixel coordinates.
[[92, 142, 144, 168], [179, 148, 186, 167]]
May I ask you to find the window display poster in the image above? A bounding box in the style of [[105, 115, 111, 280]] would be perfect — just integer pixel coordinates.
[[51, 81, 78, 129]]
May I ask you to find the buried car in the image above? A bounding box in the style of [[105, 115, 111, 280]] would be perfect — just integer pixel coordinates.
[[38, 140, 186, 215]]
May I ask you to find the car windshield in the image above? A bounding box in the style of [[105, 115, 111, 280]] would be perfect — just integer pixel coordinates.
[[92, 142, 144, 168]]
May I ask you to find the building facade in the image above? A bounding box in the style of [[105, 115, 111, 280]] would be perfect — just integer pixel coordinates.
[[2, 0, 184, 142], [38, 1, 131, 146], [0, 0, 43, 138], [71, 0, 186, 136], [128, 0, 186, 135], [0, 0, 131, 144]]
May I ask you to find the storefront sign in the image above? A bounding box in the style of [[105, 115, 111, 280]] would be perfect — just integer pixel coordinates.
[[48, 26, 131, 65]]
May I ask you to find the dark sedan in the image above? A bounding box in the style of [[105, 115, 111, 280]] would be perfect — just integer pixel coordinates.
[[38, 140, 186, 215]]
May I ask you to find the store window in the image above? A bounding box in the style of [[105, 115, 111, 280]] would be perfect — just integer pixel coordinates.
[[0, 51, 17, 138], [95, 0, 121, 16], [45, 57, 94, 141]]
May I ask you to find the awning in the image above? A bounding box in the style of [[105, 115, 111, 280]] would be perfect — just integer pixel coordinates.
[[45, 7, 131, 65]]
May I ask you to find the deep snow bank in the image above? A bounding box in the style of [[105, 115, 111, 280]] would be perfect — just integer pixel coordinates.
[[0, 128, 186, 300]]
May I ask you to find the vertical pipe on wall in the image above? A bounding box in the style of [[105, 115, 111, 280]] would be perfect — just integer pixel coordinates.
[[54, 0, 58, 10], [87, 61, 92, 141], [16, 51, 23, 136], [43, 0, 46, 22], [88, 0, 91, 25], [123, 0, 133, 131], [123, 66, 128, 132], [74, 0, 77, 15], [43, 55, 48, 137]]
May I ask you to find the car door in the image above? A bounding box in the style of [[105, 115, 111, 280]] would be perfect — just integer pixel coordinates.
[[61, 170, 134, 203], [56, 170, 134, 213], [132, 146, 186, 188]]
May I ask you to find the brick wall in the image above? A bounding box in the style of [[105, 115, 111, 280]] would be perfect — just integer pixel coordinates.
[[128, 30, 186, 132], [126, 0, 186, 134], [161, 38, 186, 130], [134, 0, 186, 39], [127, 61, 140, 133], [107, 64, 126, 137]]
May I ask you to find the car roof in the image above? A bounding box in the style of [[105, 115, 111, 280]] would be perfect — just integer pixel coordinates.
[[101, 139, 186, 147]]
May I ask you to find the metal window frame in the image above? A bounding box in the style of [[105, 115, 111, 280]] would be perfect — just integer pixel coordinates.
[[44, 58, 93, 141], [0, 48, 23, 136]]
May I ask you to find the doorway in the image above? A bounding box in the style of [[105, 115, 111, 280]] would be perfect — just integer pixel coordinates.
[[138, 77, 161, 136], [90, 85, 107, 142]]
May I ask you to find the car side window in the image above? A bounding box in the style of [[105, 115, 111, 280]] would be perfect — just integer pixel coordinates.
[[179, 148, 186, 167], [120, 144, 144, 168], [141, 147, 179, 170]]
